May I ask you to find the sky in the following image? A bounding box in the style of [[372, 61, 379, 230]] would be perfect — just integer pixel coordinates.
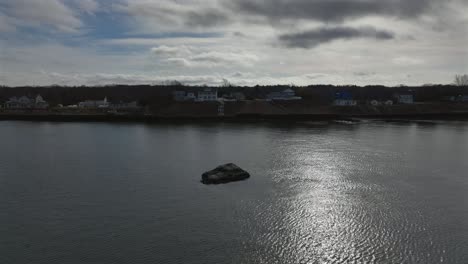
[[0, 0, 467, 87]]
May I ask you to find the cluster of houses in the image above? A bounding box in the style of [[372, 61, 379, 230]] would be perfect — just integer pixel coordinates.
[[2, 95, 140, 111], [333, 92, 416, 106], [3, 90, 468, 112], [173, 88, 222, 102], [66, 97, 140, 111], [172, 88, 417, 106], [173, 88, 302, 102], [4, 95, 49, 110]]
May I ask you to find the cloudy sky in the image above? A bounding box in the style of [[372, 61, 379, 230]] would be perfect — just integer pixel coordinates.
[[0, 0, 467, 86]]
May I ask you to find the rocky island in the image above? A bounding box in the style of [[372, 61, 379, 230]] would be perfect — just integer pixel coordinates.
[[201, 163, 250, 184]]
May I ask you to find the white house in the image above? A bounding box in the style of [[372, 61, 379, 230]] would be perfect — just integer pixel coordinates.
[[397, 94, 414, 104], [5, 95, 48, 109], [78, 97, 109, 109], [197, 88, 218, 102], [34, 95, 49, 109], [333, 91, 357, 106]]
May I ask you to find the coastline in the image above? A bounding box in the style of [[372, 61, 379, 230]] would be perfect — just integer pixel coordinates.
[[2, 111, 468, 123]]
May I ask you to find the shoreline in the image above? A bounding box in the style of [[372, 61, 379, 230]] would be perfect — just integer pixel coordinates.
[[2, 112, 468, 123]]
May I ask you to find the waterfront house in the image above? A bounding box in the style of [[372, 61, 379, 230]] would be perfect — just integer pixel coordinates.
[[4, 95, 49, 109], [266, 89, 302, 101], [173, 91, 197, 101], [173, 91, 186, 101], [78, 97, 109, 109], [186, 92, 196, 101], [333, 91, 357, 106], [34, 95, 49, 109], [197, 88, 218, 102], [110, 101, 140, 110], [397, 94, 414, 104]]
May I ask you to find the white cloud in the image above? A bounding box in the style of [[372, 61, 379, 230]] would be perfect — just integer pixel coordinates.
[[3, 0, 82, 33], [189, 51, 259, 66], [112, 0, 227, 33], [0, 12, 16, 32], [151, 45, 260, 68], [151, 45, 193, 57], [392, 56, 424, 66], [76, 0, 99, 15]]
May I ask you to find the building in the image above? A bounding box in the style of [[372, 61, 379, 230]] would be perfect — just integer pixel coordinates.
[[186, 92, 196, 101], [333, 91, 357, 106], [173, 91, 198, 101], [266, 89, 302, 101], [78, 97, 109, 109], [397, 94, 414, 104], [4, 95, 49, 109], [34, 95, 49, 109], [197, 88, 218, 102], [110, 101, 140, 110]]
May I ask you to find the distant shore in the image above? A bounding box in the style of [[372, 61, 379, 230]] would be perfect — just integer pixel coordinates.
[[2, 111, 468, 123]]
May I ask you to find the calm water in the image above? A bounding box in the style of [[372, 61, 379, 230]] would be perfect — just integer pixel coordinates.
[[1, 120, 468, 264]]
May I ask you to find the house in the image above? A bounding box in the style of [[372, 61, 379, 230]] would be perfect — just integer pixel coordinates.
[[397, 94, 414, 104], [173, 91, 197, 101], [78, 97, 109, 109], [4, 95, 49, 109], [34, 95, 49, 109], [266, 89, 302, 101], [197, 88, 218, 102], [186, 92, 196, 101], [173, 91, 186, 101], [333, 91, 357, 106], [110, 101, 140, 110]]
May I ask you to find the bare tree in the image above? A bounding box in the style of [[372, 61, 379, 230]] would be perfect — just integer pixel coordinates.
[[454, 74, 468, 86], [222, 78, 232, 87]]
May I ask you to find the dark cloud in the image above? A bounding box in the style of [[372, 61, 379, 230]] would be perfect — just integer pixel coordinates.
[[226, 0, 437, 23], [278, 26, 395, 48]]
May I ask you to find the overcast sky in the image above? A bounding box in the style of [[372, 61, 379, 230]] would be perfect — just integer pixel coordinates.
[[0, 0, 467, 86]]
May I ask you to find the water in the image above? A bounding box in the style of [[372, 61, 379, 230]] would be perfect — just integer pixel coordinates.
[[1, 120, 468, 264]]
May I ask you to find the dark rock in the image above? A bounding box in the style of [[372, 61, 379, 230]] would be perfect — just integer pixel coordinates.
[[201, 163, 250, 184]]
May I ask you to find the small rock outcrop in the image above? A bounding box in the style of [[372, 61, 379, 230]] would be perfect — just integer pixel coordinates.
[[201, 163, 250, 184]]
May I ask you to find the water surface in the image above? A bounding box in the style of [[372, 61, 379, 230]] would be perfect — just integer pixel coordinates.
[[1, 120, 468, 263]]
